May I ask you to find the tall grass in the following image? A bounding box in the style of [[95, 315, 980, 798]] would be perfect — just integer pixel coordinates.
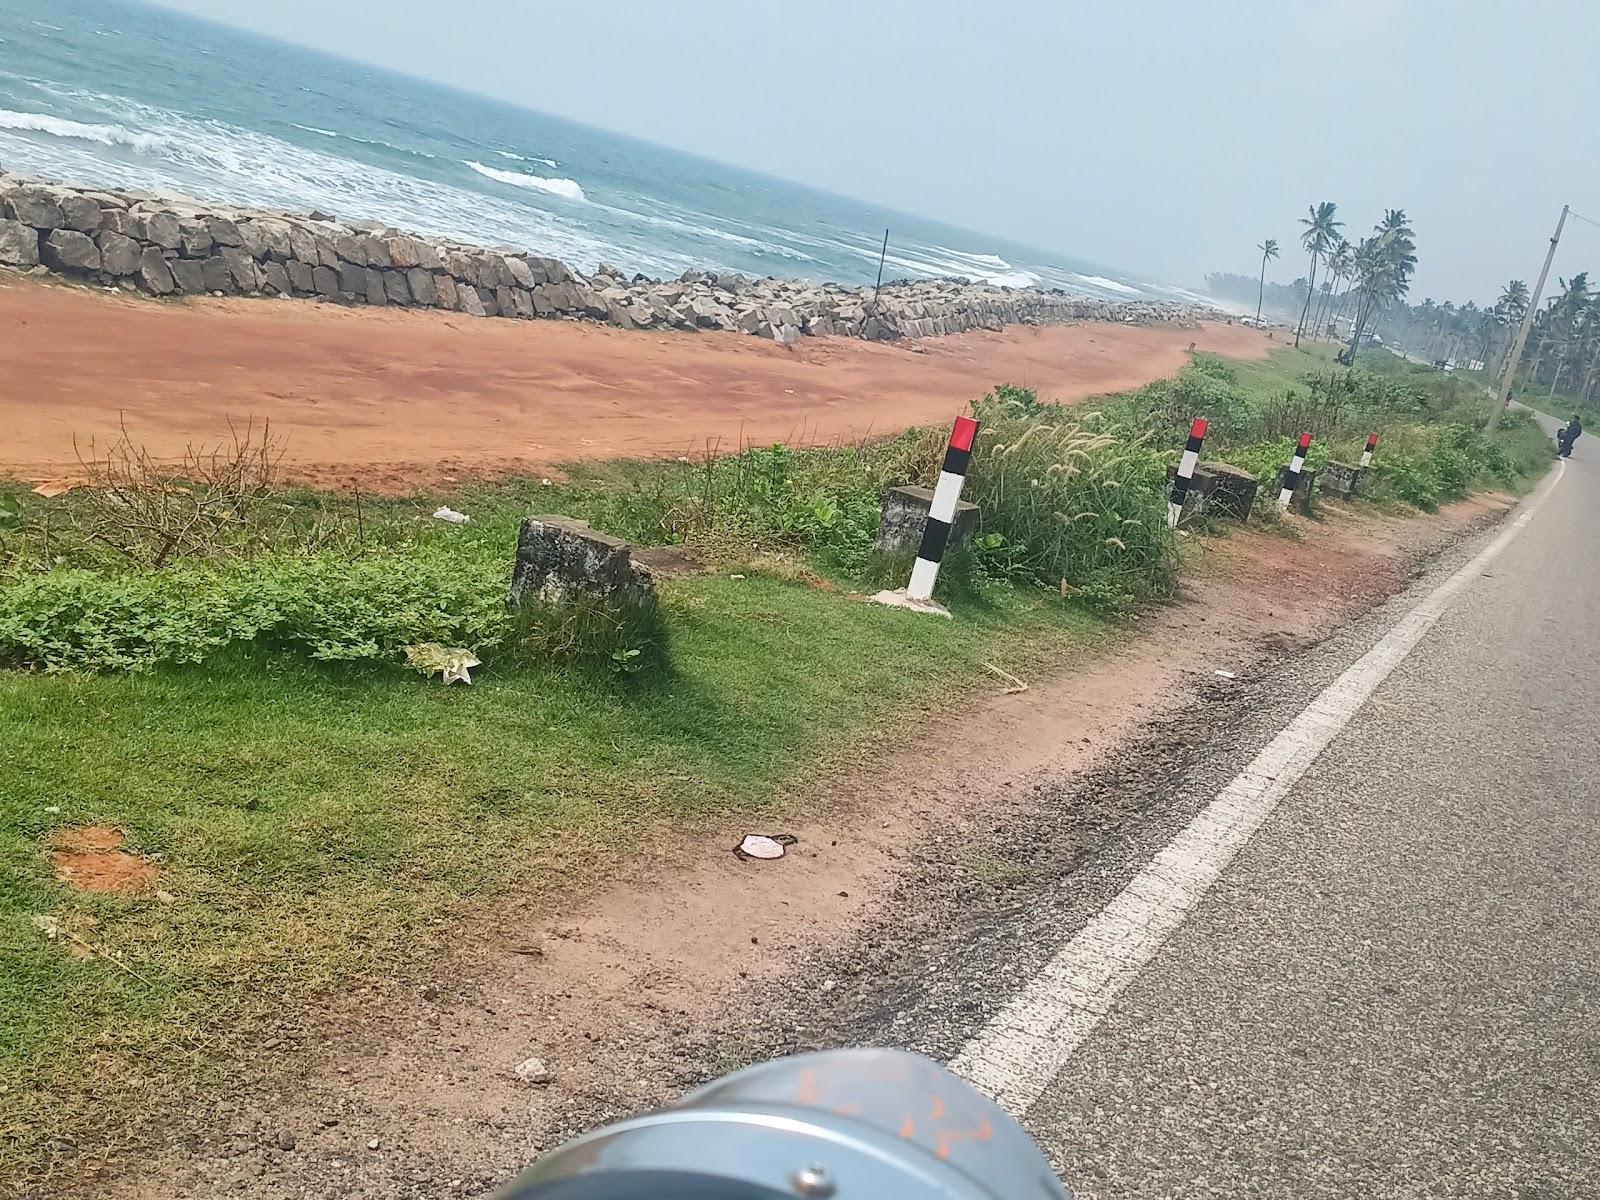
[[963, 389, 1174, 609]]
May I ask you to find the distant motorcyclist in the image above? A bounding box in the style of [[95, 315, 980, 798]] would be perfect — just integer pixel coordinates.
[[1557, 415, 1582, 458]]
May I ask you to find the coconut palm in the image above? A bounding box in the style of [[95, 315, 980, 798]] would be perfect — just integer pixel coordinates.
[[1321, 237, 1353, 334], [1255, 238, 1279, 324], [1295, 202, 1342, 347]]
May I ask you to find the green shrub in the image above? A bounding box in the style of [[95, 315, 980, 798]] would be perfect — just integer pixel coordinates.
[[0, 545, 512, 673], [1375, 451, 1443, 510]]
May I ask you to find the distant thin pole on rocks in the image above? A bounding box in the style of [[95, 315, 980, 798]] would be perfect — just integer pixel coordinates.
[[873, 228, 889, 306]]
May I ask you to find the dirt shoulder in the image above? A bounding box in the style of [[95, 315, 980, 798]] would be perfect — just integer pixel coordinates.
[[65, 492, 1511, 1200], [0, 276, 1268, 493]]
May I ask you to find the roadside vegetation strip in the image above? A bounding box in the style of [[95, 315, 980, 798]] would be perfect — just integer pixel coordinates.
[[0, 344, 1554, 1179], [952, 459, 1566, 1114]]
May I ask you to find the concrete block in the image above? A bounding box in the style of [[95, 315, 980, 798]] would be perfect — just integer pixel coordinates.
[[872, 484, 980, 554], [1321, 460, 1361, 500], [508, 515, 656, 609]]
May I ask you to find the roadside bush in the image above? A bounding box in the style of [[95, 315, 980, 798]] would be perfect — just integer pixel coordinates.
[[577, 436, 937, 574], [0, 545, 511, 673]]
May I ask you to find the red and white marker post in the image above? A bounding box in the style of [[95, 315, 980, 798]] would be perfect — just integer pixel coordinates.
[[1167, 417, 1208, 528], [1278, 432, 1312, 509], [1360, 433, 1377, 469], [873, 414, 979, 615]]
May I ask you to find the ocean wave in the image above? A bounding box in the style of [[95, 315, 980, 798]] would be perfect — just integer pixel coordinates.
[[1072, 273, 1142, 296], [465, 160, 585, 202], [348, 132, 435, 158], [984, 269, 1043, 289], [292, 123, 338, 137], [495, 150, 560, 168], [0, 107, 169, 152]]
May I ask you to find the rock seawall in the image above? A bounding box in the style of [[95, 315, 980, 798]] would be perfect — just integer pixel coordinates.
[[0, 170, 1216, 341]]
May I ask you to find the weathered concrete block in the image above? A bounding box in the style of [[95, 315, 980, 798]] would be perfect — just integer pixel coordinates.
[[1200, 462, 1260, 522], [0, 218, 40, 266], [872, 485, 980, 554], [508, 516, 657, 609], [41, 229, 100, 272], [1320, 460, 1361, 500]]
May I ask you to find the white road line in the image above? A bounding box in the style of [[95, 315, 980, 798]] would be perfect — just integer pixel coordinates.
[[950, 462, 1566, 1114]]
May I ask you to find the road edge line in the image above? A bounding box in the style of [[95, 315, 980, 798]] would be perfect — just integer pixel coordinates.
[[949, 462, 1566, 1114]]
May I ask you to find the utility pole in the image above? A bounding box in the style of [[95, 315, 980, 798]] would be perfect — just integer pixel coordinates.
[[873, 227, 889, 307], [1487, 204, 1567, 431]]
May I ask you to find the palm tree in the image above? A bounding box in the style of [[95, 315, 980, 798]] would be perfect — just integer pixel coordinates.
[[1526, 273, 1589, 388], [1255, 238, 1279, 324], [1320, 237, 1352, 334], [1295, 202, 1342, 347], [1491, 280, 1530, 376], [1339, 212, 1418, 364]]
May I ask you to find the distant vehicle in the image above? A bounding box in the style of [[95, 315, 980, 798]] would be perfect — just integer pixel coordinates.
[[1432, 358, 1456, 372]]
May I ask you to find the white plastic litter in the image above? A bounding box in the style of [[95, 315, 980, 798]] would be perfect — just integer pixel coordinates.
[[735, 834, 796, 861], [432, 507, 471, 524], [1214, 669, 1236, 680], [404, 643, 483, 685]]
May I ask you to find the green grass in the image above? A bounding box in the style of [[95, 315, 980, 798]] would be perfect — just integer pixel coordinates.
[[0, 561, 1110, 1176], [1507, 382, 1599, 429]]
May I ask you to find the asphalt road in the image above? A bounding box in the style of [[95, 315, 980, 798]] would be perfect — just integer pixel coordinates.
[[1017, 428, 1599, 1195]]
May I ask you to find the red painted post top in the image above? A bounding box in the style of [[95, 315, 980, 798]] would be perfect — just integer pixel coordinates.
[[1367, 433, 1379, 449], [950, 415, 979, 452], [1297, 432, 1312, 451], [1190, 417, 1208, 439]]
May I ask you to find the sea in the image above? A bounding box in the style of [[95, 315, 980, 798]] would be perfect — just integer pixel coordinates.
[[0, 0, 1197, 303]]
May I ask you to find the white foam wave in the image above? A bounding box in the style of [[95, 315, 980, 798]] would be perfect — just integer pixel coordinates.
[[293, 123, 338, 137], [465, 160, 585, 201], [985, 269, 1043, 289], [1072, 273, 1142, 296], [0, 107, 169, 152], [494, 150, 559, 168]]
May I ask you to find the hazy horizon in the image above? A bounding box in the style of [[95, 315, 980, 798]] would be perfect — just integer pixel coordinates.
[[68, 1, 1600, 304]]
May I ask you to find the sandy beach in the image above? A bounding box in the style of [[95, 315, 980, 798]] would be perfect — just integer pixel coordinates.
[[1, 277, 1270, 492]]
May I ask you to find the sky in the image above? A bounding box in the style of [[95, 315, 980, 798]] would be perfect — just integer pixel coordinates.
[[142, 0, 1600, 304]]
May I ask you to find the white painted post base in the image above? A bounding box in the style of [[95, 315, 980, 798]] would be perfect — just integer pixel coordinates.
[[868, 587, 953, 617]]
